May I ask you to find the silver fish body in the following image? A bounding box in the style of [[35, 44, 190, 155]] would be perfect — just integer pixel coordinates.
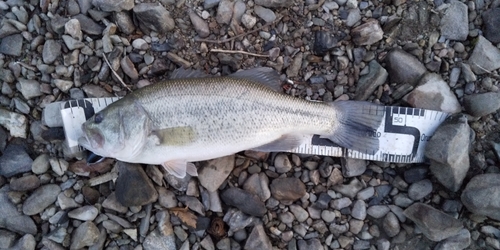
[[79, 68, 383, 177]]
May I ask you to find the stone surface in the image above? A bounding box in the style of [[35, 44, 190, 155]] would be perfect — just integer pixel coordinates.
[[23, 184, 61, 215], [0, 144, 32, 177], [384, 48, 427, 86], [10, 234, 36, 250], [245, 224, 272, 250], [434, 228, 471, 250], [0, 186, 37, 235], [17, 79, 42, 100], [270, 178, 306, 202], [92, 0, 134, 12], [408, 179, 432, 200], [461, 173, 500, 221], [254, 5, 276, 23], [482, 8, 500, 44], [243, 173, 271, 201], [254, 0, 293, 7], [313, 30, 340, 56], [440, 0, 468, 41], [221, 187, 266, 217], [463, 92, 500, 117], [68, 205, 99, 221], [42, 40, 62, 64], [354, 60, 388, 100], [468, 36, 500, 74], [0, 34, 23, 56], [10, 175, 40, 191], [199, 155, 234, 192], [403, 73, 461, 113], [351, 19, 383, 45], [115, 162, 158, 207], [274, 154, 292, 173], [404, 203, 463, 242], [70, 221, 100, 249], [341, 158, 367, 177], [133, 3, 175, 34], [73, 14, 104, 35], [425, 115, 470, 192], [188, 10, 210, 38]]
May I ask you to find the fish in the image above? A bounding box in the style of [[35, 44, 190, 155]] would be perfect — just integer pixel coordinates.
[[78, 67, 384, 178]]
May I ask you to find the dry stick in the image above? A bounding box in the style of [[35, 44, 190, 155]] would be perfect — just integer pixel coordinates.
[[471, 63, 500, 81], [195, 16, 283, 44], [102, 54, 132, 92], [209, 49, 270, 58]]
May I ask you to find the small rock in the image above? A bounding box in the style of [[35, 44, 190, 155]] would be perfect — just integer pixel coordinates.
[[243, 173, 271, 201], [460, 63, 476, 82], [133, 3, 175, 34], [403, 73, 461, 113], [132, 38, 148, 50], [244, 224, 272, 250], [102, 192, 128, 213], [274, 154, 292, 173], [42, 40, 62, 64], [10, 175, 40, 191], [114, 11, 135, 35], [241, 14, 257, 29], [367, 205, 390, 218], [345, 9, 361, 27], [384, 48, 427, 86], [115, 162, 158, 207], [383, 212, 400, 237], [289, 204, 308, 222], [461, 173, 500, 221], [68, 205, 99, 221], [204, 0, 221, 9], [120, 56, 139, 80], [434, 228, 471, 250], [0, 229, 16, 248], [73, 14, 104, 35], [254, 5, 276, 23], [333, 178, 363, 198], [17, 79, 42, 100], [82, 84, 113, 97], [468, 36, 500, 74], [351, 19, 383, 46], [198, 155, 234, 192], [221, 187, 266, 217], [0, 144, 32, 177], [255, 0, 293, 7], [355, 60, 388, 100], [440, 0, 468, 41], [189, 10, 210, 38], [216, 0, 234, 25], [404, 203, 463, 241], [62, 35, 85, 50], [403, 166, 428, 183], [0, 186, 37, 235], [10, 234, 36, 250], [286, 52, 303, 78], [32, 154, 50, 174], [64, 19, 82, 41], [408, 179, 432, 200], [352, 200, 367, 220], [70, 221, 100, 249], [482, 8, 500, 44], [23, 184, 61, 216], [49, 158, 68, 176], [425, 115, 470, 192], [0, 34, 23, 56], [91, 0, 134, 12], [298, 238, 323, 250], [463, 92, 500, 117], [53, 79, 73, 93], [58, 192, 78, 210], [270, 178, 306, 202], [313, 30, 340, 56]]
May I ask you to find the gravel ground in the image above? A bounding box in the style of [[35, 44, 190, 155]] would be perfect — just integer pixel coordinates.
[[1, 0, 500, 249]]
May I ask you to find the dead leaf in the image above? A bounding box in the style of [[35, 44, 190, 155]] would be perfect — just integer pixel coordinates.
[[170, 207, 197, 229]]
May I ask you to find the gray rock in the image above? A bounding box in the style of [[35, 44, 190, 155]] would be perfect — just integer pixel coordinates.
[[351, 19, 383, 45], [64, 19, 82, 41], [0, 144, 33, 177], [468, 36, 500, 74], [435, 228, 471, 250], [243, 173, 271, 201], [383, 212, 400, 237], [0, 69, 15, 84], [403, 166, 428, 184], [0, 186, 37, 235], [460, 62, 476, 82], [482, 8, 500, 44], [17, 79, 42, 100], [53, 79, 73, 93], [274, 154, 292, 173], [70, 222, 100, 249], [68, 205, 99, 221], [403, 73, 461, 113], [102, 192, 128, 213], [244, 224, 272, 250], [0, 110, 27, 138], [13, 98, 29, 114], [144, 212, 176, 250], [425, 115, 470, 192], [67, 0, 80, 15], [351, 200, 367, 220], [204, 0, 221, 9], [73, 14, 104, 35], [23, 184, 61, 215], [254, 5, 276, 23], [367, 205, 390, 218], [254, 0, 293, 7], [286, 52, 303, 78], [189, 10, 210, 38], [270, 177, 306, 202], [403, 203, 463, 242], [408, 179, 432, 200], [62, 35, 85, 50], [461, 173, 500, 221], [463, 92, 500, 117], [289, 204, 308, 222], [232, 0, 246, 23], [298, 239, 323, 250], [42, 40, 62, 64], [82, 84, 113, 97], [158, 187, 177, 208], [241, 13, 257, 29], [385, 48, 427, 86], [354, 60, 388, 101], [333, 178, 363, 198], [0, 229, 16, 248], [10, 175, 40, 191], [0, 34, 23, 56], [32, 154, 50, 174], [10, 234, 36, 250], [58, 192, 78, 210], [224, 209, 257, 234], [115, 162, 158, 207], [114, 11, 135, 35], [92, 0, 134, 12], [440, 0, 468, 41], [221, 187, 266, 217], [345, 8, 361, 27], [216, 0, 234, 25], [332, 197, 352, 210], [199, 155, 234, 192]]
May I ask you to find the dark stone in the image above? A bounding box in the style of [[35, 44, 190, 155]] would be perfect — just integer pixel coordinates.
[[403, 166, 428, 184], [221, 187, 266, 217], [73, 14, 104, 35], [270, 178, 306, 202], [0, 34, 23, 56], [482, 8, 500, 44], [313, 30, 340, 56], [0, 144, 33, 178], [0, 186, 37, 235], [115, 162, 158, 207], [404, 203, 463, 242], [41, 127, 66, 141], [461, 173, 500, 221]]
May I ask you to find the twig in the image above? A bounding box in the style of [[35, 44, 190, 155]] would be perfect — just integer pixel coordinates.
[[102, 54, 132, 92], [210, 49, 270, 58], [195, 16, 283, 44], [471, 62, 500, 81]]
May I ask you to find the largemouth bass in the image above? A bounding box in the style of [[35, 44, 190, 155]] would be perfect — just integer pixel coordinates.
[[78, 68, 383, 178]]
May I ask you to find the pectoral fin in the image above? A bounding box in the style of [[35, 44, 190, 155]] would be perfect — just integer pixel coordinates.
[[151, 126, 197, 146], [250, 134, 308, 152], [162, 160, 192, 178]]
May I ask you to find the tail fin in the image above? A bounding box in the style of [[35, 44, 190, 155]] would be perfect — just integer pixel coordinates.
[[327, 101, 384, 154]]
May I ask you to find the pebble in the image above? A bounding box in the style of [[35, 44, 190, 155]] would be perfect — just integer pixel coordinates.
[[289, 204, 308, 222], [221, 187, 266, 217], [270, 177, 306, 202], [10, 234, 36, 250], [120, 56, 139, 80], [0, 34, 23, 56], [403, 73, 461, 113], [189, 10, 210, 38], [70, 221, 100, 249], [49, 158, 68, 176], [354, 60, 388, 101], [114, 11, 135, 35], [404, 202, 463, 241], [115, 162, 158, 207], [133, 3, 175, 33], [482, 8, 500, 44], [243, 173, 271, 201], [68, 205, 99, 221], [460, 62, 476, 82], [425, 115, 470, 192], [0, 144, 33, 177], [313, 31, 339, 56], [345, 9, 361, 27], [463, 92, 500, 117], [351, 19, 383, 45], [274, 154, 292, 173], [332, 197, 352, 210], [216, 0, 234, 25], [435, 228, 471, 250], [42, 40, 62, 64], [408, 179, 432, 200], [92, 0, 134, 12], [440, 0, 469, 41], [385, 48, 427, 86], [254, 5, 276, 23], [204, 0, 220, 9], [199, 155, 234, 192], [22, 184, 61, 216], [0, 229, 17, 248], [468, 36, 500, 74], [32, 154, 50, 174], [461, 173, 500, 221], [10, 175, 40, 191], [351, 200, 367, 220], [53, 79, 73, 93], [241, 14, 257, 29], [0, 186, 37, 235], [333, 178, 363, 198], [244, 224, 272, 250], [286, 52, 303, 77], [102, 192, 128, 213], [17, 79, 42, 100], [64, 19, 82, 41], [367, 205, 390, 218]]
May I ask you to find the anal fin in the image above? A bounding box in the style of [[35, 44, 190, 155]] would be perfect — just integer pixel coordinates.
[[250, 134, 308, 152]]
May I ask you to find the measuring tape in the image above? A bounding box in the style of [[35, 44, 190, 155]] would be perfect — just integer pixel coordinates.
[[42, 98, 449, 163]]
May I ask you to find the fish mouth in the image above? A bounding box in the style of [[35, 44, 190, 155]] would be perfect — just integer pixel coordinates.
[[79, 126, 104, 150]]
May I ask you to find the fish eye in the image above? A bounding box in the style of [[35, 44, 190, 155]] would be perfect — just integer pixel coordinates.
[[94, 113, 103, 124]]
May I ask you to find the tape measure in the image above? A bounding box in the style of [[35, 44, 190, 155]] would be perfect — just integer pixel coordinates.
[[42, 98, 449, 163]]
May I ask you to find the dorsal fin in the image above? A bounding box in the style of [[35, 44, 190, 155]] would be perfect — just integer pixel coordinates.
[[229, 67, 283, 92], [170, 68, 211, 79]]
